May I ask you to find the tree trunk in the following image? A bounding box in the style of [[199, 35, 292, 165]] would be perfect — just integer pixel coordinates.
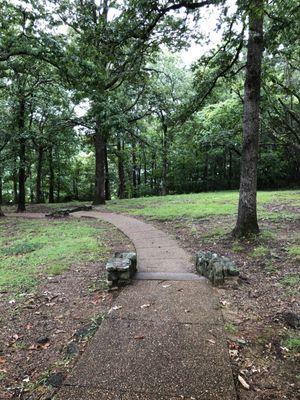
[[48, 147, 55, 203], [0, 169, 3, 206], [13, 176, 18, 204], [202, 146, 208, 192], [161, 125, 168, 196], [0, 168, 4, 217], [132, 137, 137, 198], [17, 97, 26, 212], [36, 146, 44, 203], [93, 123, 106, 205], [228, 151, 232, 189], [233, 0, 264, 237], [104, 139, 111, 200], [117, 139, 126, 199]]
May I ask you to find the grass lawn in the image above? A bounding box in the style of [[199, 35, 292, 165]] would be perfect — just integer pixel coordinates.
[[0, 218, 108, 293], [105, 190, 300, 220]]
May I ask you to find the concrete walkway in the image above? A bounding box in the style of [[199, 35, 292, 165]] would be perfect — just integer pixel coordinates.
[[58, 211, 236, 400]]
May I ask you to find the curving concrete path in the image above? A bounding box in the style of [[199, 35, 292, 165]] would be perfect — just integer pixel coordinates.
[[58, 211, 236, 400]]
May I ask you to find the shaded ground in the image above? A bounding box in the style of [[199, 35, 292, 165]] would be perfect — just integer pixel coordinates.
[[1, 190, 299, 399], [0, 217, 133, 399], [102, 191, 299, 400], [150, 216, 299, 400]]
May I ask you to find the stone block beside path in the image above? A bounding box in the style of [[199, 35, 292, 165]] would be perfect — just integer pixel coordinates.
[[106, 252, 137, 287], [196, 250, 239, 286]]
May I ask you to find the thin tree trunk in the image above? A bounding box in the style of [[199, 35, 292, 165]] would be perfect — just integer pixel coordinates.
[[228, 151, 232, 189], [161, 125, 168, 196], [56, 152, 61, 202], [0, 168, 4, 216], [203, 146, 208, 192], [0, 169, 3, 205], [233, 0, 264, 237], [93, 123, 106, 205], [132, 137, 137, 198], [48, 147, 55, 203], [104, 139, 111, 200], [17, 97, 26, 212], [117, 139, 126, 199], [13, 175, 18, 204], [36, 146, 44, 203]]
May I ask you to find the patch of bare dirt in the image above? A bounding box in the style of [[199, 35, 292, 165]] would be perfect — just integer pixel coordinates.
[[0, 218, 133, 400]]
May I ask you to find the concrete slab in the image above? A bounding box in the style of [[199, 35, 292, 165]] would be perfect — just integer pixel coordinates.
[[138, 258, 194, 273], [107, 280, 223, 325], [64, 318, 235, 399], [66, 211, 236, 400], [135, 272, 203, 281], [58, 385, 234, 400]]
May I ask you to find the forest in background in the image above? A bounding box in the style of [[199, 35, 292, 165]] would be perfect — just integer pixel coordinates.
[[0, 0, 299, 234]]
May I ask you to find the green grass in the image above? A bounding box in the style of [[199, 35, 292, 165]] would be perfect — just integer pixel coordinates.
[[104, 190, 299, 221], [287, 245, 300, 258], [224, 322, 238, 334], [251, 245, 270, 259], [0, 218, 107, 293], [280, 274, 300, 287], [282, 335, 300, 352]]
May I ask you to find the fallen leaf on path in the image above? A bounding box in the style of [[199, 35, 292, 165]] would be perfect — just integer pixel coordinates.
[[238, 375, 250, 390], [0, 357, 6, 364], [229, 349, 238, 357], [220, 300, 230, 307], [108, 305, 123, 314], [207, 339, 216, 344], [134, 335, 144, 340], [140, 304, 150, 309]]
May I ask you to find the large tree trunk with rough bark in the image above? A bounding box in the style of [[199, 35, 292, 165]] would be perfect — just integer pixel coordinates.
[[93, 123, 106, 205], [233, 0, 264, 237], [17, 97, 26, 212]]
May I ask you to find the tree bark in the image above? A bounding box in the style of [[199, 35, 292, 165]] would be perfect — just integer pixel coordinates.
[[48, 147, 55, 203], [233, 0, 264, 237], [132, 137, 137, 198], [17, 97, 26, 212], [161, 125, 168, 196], [0, 169, 3, 206], [228, 151, 232, 189], [0, 168, 4, 217], [117, 139, 126, 199], [36, 146, 44, 203], [93, 123, 106, 205], [104, 138, 111, 200]]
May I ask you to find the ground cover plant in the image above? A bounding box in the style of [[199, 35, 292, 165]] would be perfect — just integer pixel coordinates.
[[0, 216, 132, 399]]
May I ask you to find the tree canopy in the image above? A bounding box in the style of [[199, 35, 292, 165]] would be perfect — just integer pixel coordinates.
[[0, 0, 299, 234]]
